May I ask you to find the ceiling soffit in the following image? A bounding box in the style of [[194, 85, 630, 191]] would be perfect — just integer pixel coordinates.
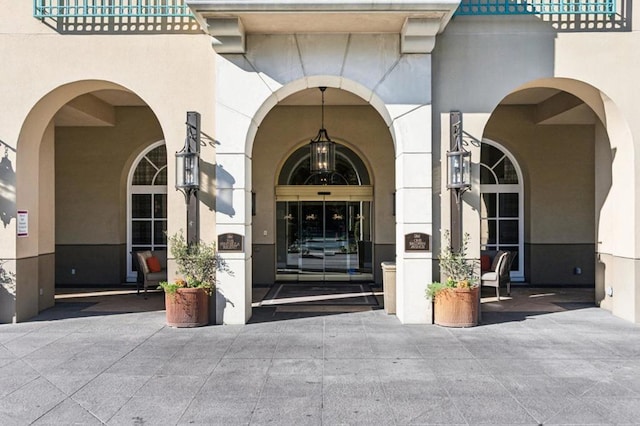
[[186, 0, 461, 53]]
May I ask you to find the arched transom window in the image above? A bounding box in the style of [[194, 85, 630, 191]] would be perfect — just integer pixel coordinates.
[[127, 143, 167, 280], [480, 141, 524, 281]]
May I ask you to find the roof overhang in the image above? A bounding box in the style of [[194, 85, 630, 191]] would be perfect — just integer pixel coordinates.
[[186, 0, 461, 53]]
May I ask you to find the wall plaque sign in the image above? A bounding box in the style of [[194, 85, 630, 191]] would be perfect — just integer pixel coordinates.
[[218, 233, 243, 252], [17, 210, 28, 237], [404, 233, 430, 252]]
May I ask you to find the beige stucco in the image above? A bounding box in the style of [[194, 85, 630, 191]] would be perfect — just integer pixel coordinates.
[[434, 14, 640, 322], [0, 0, 216, 322], [484, 105, 595, 245], [2, 0, 640, 324], [55, 108, 163, 245]]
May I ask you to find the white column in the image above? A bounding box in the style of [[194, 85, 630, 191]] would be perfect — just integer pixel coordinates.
[[393, 105, 433, 324], [213, 55, 273, 324]]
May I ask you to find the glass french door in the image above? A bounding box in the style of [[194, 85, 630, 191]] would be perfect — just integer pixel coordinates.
[[276, 199, 372, 281]]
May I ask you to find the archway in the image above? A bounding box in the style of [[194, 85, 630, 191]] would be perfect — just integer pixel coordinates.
[[214, 45, 434, 324], [251, 87, 392, 290], [7, 80, 167, 322], [479, 78, 637, 321]]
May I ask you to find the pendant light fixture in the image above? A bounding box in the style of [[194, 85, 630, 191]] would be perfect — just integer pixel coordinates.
[[309, 87, 336, 174]]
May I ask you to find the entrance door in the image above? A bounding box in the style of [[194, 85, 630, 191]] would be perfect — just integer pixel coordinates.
[[276, 198, 372, 281]]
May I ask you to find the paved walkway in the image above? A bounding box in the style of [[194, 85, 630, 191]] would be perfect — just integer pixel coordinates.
[[1, 287, 640, 425]]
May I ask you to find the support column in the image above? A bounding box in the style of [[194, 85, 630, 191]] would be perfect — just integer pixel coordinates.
[[393, 105, 433, 324]]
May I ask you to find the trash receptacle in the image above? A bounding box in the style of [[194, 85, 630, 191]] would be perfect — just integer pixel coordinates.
[[381, 261, 396, 314]]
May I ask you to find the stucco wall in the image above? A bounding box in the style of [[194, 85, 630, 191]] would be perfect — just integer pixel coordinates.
[[55, 107, 162, 244], [54, 107, 163, 284], [0, 1, 216, 320], [484, 104, 596, 285]]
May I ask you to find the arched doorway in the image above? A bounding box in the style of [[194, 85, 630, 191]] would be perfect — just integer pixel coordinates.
[[480, 140, 524, 281], [126, 142, 168, 281], [275, 144, 373, 281], [479, 79, 635, 315]]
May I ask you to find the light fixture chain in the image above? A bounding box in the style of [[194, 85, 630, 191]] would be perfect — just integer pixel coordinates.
[[320, 86, 326, 129]]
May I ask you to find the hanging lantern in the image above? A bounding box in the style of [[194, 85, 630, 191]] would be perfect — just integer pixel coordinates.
[[309, 87, 336, 174]]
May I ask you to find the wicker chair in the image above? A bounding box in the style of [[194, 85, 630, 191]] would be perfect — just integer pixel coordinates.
[[480, 251, 514, 301], [134, 250, 167, 298]]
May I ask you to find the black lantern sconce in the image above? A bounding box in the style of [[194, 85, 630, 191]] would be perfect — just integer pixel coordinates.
[[447, 111, 471, 201], [176, 111, 201, 245], [309, 87, 336, 174], [176, 111, 201, 200], [447, 111, 471, 252]]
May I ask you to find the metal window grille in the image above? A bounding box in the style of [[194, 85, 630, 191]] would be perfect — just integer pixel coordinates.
[[457, 0, 616, 15], [34, 0, 193, 19]]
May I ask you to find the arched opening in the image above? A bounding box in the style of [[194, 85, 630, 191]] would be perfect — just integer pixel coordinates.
[[276, 144, 373, 281], [53, 89, 165, 288], [249, 84, 396, 309], [12, 81, 167, 321], [481, 79, 633, 315]]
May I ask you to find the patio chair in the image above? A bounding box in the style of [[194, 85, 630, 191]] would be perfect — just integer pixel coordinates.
[[480, 250, 514, 301], [134, 250, 167, 298]]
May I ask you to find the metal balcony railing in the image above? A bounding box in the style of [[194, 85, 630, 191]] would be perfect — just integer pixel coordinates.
[[33, 0, 193, 19], [457, 0, 616, 15], [33, 0, 616, 19], [32, 0, 625, 33]]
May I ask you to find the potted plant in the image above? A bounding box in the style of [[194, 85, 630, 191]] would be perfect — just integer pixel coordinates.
[[426, 231, 479, 327], [159, 232, 227, 328]]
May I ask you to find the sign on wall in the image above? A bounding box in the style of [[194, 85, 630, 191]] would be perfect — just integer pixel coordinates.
[[218, 233, 243, 252], [404, 233, 430, 252], [17, 210, 28, 237]]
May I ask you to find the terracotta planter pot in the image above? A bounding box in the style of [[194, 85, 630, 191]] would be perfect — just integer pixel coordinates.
[[433, 286, 479, 327], [165, 287, 209, 328]]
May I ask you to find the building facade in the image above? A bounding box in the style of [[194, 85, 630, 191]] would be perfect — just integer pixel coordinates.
[[1, 0, 639, 324]]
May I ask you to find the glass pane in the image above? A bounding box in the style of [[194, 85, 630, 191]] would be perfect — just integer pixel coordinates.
[[481, 193, 497, 218], [277, 202, 299, 273], [154, 167, 167, 186], [495, 157, 519, 184], [324, 201, 349, 275], [481, 144, 504, 169], [289, 163, 312, 185], [133, 158, 156, 185], [481, 219, 496, 245], [284, 147, 368, 186], [132, 221, 152, 245], [146, 146, 167, 169], [499, 193, 519, 218], [132, 194, 152, 218], [300, 202, 324, 273], [154, 220, 167, 246], [480, 165, 496, 185], [352, 201, 372, 273], [499, 220, 519, 244], [507, 248, 519, 272], [154, 194, 167, 218]]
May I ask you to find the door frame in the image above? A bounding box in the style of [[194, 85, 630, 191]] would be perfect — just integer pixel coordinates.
[[275, 185, 374, 281]]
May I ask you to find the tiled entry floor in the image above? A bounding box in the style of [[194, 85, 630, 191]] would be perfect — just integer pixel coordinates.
[[2, 285, 640, 424]]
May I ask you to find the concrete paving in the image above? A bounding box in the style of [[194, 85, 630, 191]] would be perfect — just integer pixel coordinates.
[[1, 287, 640, 425]]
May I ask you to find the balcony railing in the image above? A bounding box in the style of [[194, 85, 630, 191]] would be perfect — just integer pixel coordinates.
[[457, 0, 616, 15], [33, 0, 193, 19], [32, 0, 625, 33], [34, 0, 616, 19]]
